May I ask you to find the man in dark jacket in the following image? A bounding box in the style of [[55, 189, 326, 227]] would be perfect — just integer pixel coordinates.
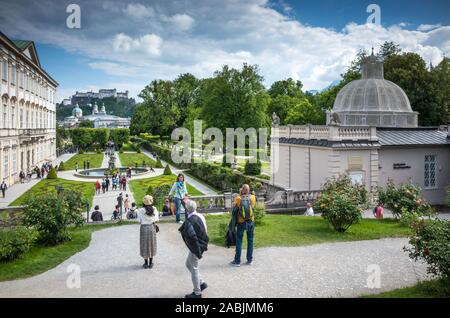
[[179, 200, 209, 298], [91, 205, 103, 222]]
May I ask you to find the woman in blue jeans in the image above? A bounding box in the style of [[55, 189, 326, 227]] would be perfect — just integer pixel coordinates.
[[169, 173, 189, 223]]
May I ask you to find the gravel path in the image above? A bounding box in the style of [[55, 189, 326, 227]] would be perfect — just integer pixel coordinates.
[[0, 223, 429, 298]]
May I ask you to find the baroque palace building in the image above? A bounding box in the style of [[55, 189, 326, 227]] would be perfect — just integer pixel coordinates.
[[0, 32, 57, 186]]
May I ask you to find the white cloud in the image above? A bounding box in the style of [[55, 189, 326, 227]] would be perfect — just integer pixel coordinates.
[[417, 24, 442, 31], [166, 14, 195, 32], [122, 3, 155, 20], [112, 33, 163, 57]]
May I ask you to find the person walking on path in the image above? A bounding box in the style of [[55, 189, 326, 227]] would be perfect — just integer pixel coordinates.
[[105, 177, 110, 192], [101, 178, 107, 194], [95, 180, 101, 195], [112, 176, 118, 191], [230, 184, 256, 267], [121, 176, 127, 191], [75, 162, 78, 172], [179, 200, 209, 298], [19, 171, 25, 183], [112, 205, 121, 220], [137, 195, 159, 269], [124, 194, 130, 213], [169, 173, 189, 223], [117, 193, 124, 216], [91, 205, 103, 222], [0, 181, 7, 198]]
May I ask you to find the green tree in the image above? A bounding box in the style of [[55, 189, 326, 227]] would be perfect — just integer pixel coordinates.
[[70, 128, 93, 150], [268, 78, 304, 99], [109, 128, 130, 147], [93, 128, 109, 148], [173, 73, 201, 127], [131, 80, 180, 136], [285, 98, 324, 125], [78, 120, 94, 128], [384, 52, 445, 126], [200, 64, 270, 132]]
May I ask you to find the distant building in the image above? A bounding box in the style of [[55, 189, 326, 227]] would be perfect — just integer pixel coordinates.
[[70, 89, 134, 107], [0, 32, 57, 185], [60, 102, 130, 129]]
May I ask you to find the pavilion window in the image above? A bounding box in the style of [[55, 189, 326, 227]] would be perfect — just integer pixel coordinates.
[[12, 152, 17, 175], [10, 65, 16, 85], [424, 155, 436, 188]]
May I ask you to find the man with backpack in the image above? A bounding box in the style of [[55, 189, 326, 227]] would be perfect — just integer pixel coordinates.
[[230, 184, 256, 267]]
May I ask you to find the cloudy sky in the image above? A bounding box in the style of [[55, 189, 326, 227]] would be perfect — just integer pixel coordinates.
[[0, 0, 449, 102]]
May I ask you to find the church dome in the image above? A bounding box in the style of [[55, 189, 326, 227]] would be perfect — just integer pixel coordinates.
[[329, 53, 418, 127], [72, 104, 83, 118]]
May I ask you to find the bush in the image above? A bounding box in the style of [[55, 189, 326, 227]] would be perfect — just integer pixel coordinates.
[[155, 159, 164, 168], [47, 168, 58, 179], [22, 190, 86, 245], [152, 184, 172, 210], [253, 202, 266, 225], [314, 175, 368, 232], [378, 180, 434, 219], [163, 164, 172, 175], [119, 148, 124, 153], [58, 161, 66, 171], [136, 148, 141, 154], [244, 160, 262, 176], [0, 227, 36, 262], [96, 149, 102, 154], [405, 219, 450, 281], [78, 149, 84, 154]]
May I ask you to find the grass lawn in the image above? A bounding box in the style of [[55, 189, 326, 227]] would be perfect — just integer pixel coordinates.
[[118, 152, 156, 168], [0, 222, 131, 282], [10, 178, 96, 207], [129, 174, 204, 205], [206, 214, 412, 248], [60, 153, 104, 170], [363, 279, 450, 298]]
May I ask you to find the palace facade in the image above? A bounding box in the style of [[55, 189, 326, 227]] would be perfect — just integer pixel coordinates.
[[0, 32, 57, 186]]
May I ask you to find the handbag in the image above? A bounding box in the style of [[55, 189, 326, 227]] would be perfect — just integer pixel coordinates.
[[155, 223, 160, 233]]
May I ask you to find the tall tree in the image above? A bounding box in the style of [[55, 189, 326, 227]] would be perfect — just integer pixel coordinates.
[[384, 52, 445, 126], [131, 80, 180, 136], [200, 64, 270, 132]]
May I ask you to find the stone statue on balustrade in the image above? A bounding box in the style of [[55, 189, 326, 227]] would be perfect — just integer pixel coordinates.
[[329, 112, 341, 126], [271, 112, 281, 126]]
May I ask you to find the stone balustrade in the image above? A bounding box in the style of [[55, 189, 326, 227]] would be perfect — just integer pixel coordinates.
[[272, 125, 378, 141]]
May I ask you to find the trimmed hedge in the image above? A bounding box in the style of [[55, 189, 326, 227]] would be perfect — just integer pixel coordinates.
[[47, 168, 58, 179], [138, 138, 260, 192]]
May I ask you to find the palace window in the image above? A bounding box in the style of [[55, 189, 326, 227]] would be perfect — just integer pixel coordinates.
[[20, 109, 23, 128], [12, 152, 17, 174], [1, 60, 7, 81], [3, 104, 7, 128], [11, 106, 15, 128], [424, 155, 436, 188], [3, 153, 9, 177], [10, 64, 16, 85]]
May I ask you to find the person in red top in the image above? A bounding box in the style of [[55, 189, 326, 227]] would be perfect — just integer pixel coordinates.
[[375, 202, 384, 219], [95, 180, 101, 195]]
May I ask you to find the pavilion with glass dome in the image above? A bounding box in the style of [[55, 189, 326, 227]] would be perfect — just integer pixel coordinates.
[[271, 53, 450, 205]]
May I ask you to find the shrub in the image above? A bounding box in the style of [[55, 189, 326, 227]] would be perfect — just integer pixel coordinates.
[[217, 222, 228, 245], [136, 148, 141, 154], [152, 184, 172, 210], [0, 227, 36, 262], [58, 161, 66, 171], [155, 159, 164, 168], [163, 164, 172, 175], [47, 168, 58, 179], [405, 219, 450, 281], [378, 180, 434, 219], [96, 149, 102, 154], [314, 175, 368, 232], [119, 148, 124, 153], [146, 185, 154, 196], [253, 202, 266, 225], [22, 190, 86, 245], [78, 149, 84, 154], [244, 160, 262, 176]]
